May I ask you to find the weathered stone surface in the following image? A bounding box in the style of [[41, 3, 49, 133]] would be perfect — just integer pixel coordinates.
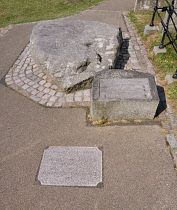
[[134, 0, 165, 12], [37, 146, 103, 187], [171, 150, 177, 168], [166, 134, 177, 149], [91, 69, 159, 120], [144, 25, 159, 35], [30, 19, 122, 92], [165, 75, 176, 85], [153, 46, 167, 55]]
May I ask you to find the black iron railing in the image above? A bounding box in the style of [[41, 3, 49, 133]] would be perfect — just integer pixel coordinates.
[[150, 0, 177, 53]]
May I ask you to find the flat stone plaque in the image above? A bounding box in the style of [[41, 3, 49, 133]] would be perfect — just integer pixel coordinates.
[[100, 78, 152, 101], [37, 146, 103, 187]]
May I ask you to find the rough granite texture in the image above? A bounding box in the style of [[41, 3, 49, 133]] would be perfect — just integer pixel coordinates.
[[30, 19, 123, 92], [37, 146, 103, 187], [91, 69, 159, 120], [143, 25, 159, 35]]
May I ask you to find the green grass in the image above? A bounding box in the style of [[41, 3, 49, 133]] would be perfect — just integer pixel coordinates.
[[128, 10, 153, 36], [0, 0, 105, 28], [99, 116, 108, 125], [128, 10, 177, 103], [168, 83, 177, 100]]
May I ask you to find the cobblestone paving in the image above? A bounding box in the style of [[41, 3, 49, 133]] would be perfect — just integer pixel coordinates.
[[121, 13, 177, 168], [5, 45, 91, 107], [5, 21, 147, 108], [1, 13, 170, 110], [3, 12, 177, 167]]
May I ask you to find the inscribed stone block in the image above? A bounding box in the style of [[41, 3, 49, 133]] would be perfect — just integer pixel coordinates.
[[37, 146, 103, 187], [91, 69, 159, 120]]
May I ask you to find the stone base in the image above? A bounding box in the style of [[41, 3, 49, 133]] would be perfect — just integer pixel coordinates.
[[165, 75, 176, 84], [144, 25, 159, 35], [153, 46, 167, 55], [91, 69, 159, 121]]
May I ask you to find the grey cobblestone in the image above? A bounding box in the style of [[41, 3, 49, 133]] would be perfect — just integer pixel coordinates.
[[4, 29, 146, 107], [3, 10, 177, 142], [4, 40, 93, 107], [29, 95, 41, 102], [121, 12, 177, 168]]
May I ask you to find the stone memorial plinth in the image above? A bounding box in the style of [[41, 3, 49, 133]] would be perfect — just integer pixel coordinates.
[[91, 69, 159, 121], [37, 146, 103, 187], [134, 0, 165, 12], [30, 19, 122, 92]]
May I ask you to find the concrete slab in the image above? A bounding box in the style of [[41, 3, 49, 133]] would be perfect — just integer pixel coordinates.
[[91, 69, 159, 120], [37, 146, 103, 187]]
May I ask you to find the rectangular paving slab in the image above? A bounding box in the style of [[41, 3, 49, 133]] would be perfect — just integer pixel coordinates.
[[91, 69, 159, 120], [37, 146, 103, 187]]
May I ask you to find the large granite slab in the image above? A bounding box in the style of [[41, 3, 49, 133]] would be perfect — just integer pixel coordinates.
[[30, 19, 122, 92], [91, 69, 159, 120], [37, 146, 103, 187]]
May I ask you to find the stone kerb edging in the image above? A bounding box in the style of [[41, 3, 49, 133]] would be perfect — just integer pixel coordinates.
[[122, 12, 156, 76], [0, 25, 13, 38], [3, 11, 177, 170], [122, 12, 177, 169], [4, 12, 177, 126], [5, 44, 91, 107]]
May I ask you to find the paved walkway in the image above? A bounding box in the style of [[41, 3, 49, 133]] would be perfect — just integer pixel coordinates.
[[0, 0, 177, 210], [3, 13, 155, 108]]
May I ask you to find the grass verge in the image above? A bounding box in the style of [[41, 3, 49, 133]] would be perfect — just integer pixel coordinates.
[[128, 10, 177, 116], [0, 0, 105, 28]]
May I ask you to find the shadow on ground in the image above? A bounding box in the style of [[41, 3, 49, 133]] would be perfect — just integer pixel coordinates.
[[115, 38, 130, 69], [155, 85, 167, 118]]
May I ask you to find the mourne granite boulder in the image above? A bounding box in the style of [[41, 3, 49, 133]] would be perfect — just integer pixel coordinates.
[[30, 19, 122, 92]]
